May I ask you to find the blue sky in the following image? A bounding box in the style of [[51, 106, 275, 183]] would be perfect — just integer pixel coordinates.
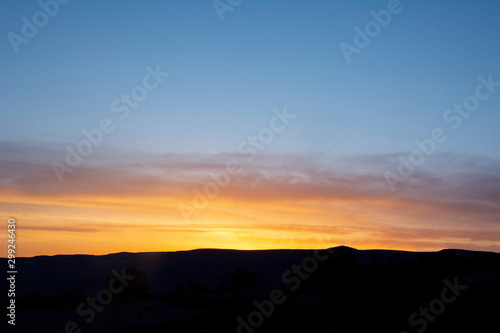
[[1, 0, 500, 255], [2, 0, 499, 156]]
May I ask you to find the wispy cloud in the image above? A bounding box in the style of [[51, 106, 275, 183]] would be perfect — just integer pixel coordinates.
[[1, 141, 499, 256]]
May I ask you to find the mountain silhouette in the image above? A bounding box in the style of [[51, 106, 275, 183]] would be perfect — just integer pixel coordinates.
[[4, 246, 499, 332]]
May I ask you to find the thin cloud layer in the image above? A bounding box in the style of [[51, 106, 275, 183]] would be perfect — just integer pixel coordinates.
[[1, 141, 499, 256]]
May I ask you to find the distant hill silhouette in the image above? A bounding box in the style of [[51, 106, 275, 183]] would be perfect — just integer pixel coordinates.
[[3, 246, 499, 332]]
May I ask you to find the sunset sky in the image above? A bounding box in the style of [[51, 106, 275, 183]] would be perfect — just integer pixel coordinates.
[[1, 0, 500, 257]]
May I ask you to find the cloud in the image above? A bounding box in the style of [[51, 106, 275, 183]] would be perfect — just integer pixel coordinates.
[[1, 141, 500, 255]]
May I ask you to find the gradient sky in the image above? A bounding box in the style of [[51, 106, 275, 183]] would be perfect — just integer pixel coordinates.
[[1, 0, 499, 257]]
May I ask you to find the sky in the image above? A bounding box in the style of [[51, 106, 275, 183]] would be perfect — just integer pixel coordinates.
[[1, 0, 499, 257]]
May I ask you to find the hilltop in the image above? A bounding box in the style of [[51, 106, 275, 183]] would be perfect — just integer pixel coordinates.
[[3, 246, 499, 332]]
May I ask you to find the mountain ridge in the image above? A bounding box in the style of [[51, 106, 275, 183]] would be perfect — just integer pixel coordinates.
[[4, 246, 499, 332]]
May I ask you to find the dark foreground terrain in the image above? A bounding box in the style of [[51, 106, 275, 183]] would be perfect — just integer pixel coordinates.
[[3, 246, 499, 333]]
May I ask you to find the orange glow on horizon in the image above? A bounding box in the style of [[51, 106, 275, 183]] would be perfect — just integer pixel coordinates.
[[2, 153, 500, 257], [3, 185, 500, 257]]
